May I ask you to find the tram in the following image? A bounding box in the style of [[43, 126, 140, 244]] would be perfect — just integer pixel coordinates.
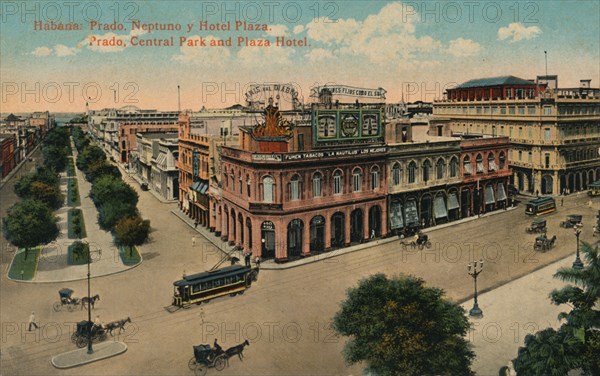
[[172, 265, 258, 307], [525, 197, 557, 216]]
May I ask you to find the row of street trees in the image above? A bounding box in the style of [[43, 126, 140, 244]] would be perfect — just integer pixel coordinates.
[[3, 127, 71, 260], [71, 128, 150, 253]]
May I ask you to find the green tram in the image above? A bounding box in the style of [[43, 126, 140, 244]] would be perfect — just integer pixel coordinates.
[[525, 196, 557, 216], [172, 265, 259, 307]]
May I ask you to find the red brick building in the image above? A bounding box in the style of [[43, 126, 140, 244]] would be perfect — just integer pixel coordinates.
[[0, 134, 17, 178], [218, 99, 387, 262]]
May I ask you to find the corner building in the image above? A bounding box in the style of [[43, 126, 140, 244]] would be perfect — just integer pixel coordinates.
[[218, 100, 387, 262]]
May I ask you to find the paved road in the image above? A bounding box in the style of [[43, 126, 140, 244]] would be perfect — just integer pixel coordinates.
[[2, 163, 598, 376]]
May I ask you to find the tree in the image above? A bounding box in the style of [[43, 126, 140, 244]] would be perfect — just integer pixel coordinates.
[[114, 215, 150, 256], [14, 168, 60, 198], [333, 274, 474, 376], [28, 181, 64, 209], [90, 175, 137, 208], [42, 144, 68, 172], [98, 201, 137, 230], [76, 144, 105, 172], [513, 241, 600, 375], [3, 199, 59, 260], [86, 159, 121, 182]]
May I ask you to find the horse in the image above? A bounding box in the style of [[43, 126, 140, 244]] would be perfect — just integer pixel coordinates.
[[225, 339, 250, 365], [106, 317, 131, 336], [81, 294, 100, 310]]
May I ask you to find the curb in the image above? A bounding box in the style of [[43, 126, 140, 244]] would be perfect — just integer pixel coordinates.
[[51, 341, 127, 369]]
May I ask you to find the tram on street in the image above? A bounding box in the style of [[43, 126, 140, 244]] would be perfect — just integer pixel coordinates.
[[172, 265, 259, 307], [588, 180, 600, 197], [525, 196, 557, 216]]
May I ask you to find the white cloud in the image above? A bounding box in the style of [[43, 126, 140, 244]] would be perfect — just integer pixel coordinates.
[[293, 25, 304, 34], [306, 48, 333, 62], [498, 22, 542, 42], [303, 2, 436, 65], [32, 46, 52, 56], [266, 24, 289, 37], [446, 38, 482, 56], [54, 44, 77, 56], [172, 35, 231, 65], [237, 45, 294, 67]]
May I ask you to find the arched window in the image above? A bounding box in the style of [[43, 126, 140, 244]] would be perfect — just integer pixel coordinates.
[[408, 161, 417, 183], [230, 173, 235, 191], [463, 156, 472, 175], [262, 176, 274, 202], [239, 173, 243, 194], [353, 168, 362, 192], [290, 174, 300, 201], [488, 153, 497, 172], [449, 157, 458, 177], [371, 166, 380, 190], [422, 160, 431, 182], [476, 154, 484, 173], [333, 170, 343, 195], [313, 172, 322, 198], [436, 158, 445, 179], [392, 162, 401, 185], [499, 152, 506, 170]]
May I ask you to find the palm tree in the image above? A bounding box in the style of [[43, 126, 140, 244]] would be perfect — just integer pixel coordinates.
[[513, 327, 581, 375]]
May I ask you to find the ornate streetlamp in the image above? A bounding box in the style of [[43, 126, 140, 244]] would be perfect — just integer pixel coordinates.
[[572, 223, 583, 270], [468, 259, 484, 318], [85, 244, 102, 354]]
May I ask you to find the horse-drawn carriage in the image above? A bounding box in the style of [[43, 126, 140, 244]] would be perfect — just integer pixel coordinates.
[[560, 214, 583, 229], [534, 234, 557, 252], [53, 288, 80, 312], [188, 340, 250, 376], [400, 231, 432, 250], [71, 320, 107, 348], [526, 219, 547, 234]]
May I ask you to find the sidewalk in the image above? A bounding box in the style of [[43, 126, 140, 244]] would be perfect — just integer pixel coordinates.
[[51, 341, 127, 369], [172, 205, 518, 270], [463, 253, 574, 375], [10, 138, 140, 283]]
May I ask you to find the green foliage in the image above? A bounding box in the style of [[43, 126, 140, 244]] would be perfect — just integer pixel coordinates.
[[14, 168, 60, 198], [98, 201, 137, 230], [42, 144, 69, 172], [67, 179, 80, 207], [114, 215, 150, 248], [513, 242, 600, 375], [76, 144, 105, 172], [71, 127, 89, 152], [90, 175, 137, 208], [119, 246, 142, 265], [8, 247, 41, 280], [3, 199, 59, 260], [68, 241, 89, 265], [86, 159, 121, 182], [28, 181, 64, 209], [333, 274, 474, 376], [68, 209, 86, 239]]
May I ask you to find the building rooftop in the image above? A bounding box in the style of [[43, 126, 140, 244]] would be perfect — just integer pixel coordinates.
[[455, 76, 535, 89]]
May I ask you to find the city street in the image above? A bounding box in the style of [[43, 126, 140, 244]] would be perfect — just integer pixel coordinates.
[[2, 165, 598, 375]]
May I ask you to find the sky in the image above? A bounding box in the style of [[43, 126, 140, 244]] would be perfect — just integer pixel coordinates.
[[1, 0, 598, 112]]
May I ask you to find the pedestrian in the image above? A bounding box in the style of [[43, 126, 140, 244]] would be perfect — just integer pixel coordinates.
[[195, 221, 198, 229], [192, 236, 196, 247], [370, 229, 375, 239], [244, 252, 251, 267], [255, 256, 261, 268], [28, 311, 38, 331], [561, 197, 564, 206], [588, 200, 592, 207], [536, 190, 539, 198]]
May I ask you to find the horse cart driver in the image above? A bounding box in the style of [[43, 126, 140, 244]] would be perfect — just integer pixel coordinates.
[[59, 288, 74, 304]]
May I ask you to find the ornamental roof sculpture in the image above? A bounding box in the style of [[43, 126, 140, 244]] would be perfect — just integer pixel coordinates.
[[252, 97, 293, 139]]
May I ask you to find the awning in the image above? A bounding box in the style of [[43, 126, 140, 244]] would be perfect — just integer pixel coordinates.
[[156, 153, 167, 168], [434, 196, 448, 218], [200, 183, 209, 194], [447, 193, 460, 210], [488, 160, 498, 171], [464, 163, 473, 175], [497, 183, 507, 201], [485, 185, 495, 204], [190, 181, 201, 192], [390, 201, 404, 229], [405, 200, 420, 226]]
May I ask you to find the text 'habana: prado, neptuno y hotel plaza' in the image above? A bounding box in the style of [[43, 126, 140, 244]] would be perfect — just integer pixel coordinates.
[[87, 77, 599, 263]]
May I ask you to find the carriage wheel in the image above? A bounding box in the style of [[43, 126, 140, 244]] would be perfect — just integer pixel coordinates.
[[99, 332, 107, 341], [188, 357, 197, 371], [53, 302, 62, 312], [230, 293, 237, 297], [71, 332, 77, 342], [214, 355, 227, 371], [249, 270, 258, 282], [425, 241, 432, 249], [75, 337, 87, 348], [194, 362, 208, 376], [67, 304, 75, 312]]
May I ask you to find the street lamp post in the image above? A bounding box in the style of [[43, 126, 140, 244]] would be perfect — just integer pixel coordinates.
[[572, 224, 583, 270], [468, 259, 484, 318], [86, 245, 102, 354]]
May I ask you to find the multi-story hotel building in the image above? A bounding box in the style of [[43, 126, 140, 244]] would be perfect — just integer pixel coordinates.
[[218, 96, 388, 262], [432, 75, 600, 195]]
